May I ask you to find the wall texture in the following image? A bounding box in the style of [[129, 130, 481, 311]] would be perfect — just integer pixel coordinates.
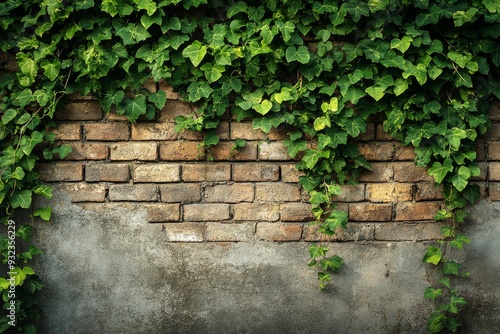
[[29, 86, 500, 333]]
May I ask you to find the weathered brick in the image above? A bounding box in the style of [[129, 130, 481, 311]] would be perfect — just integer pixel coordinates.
[[489, 162, 500, 181], [159, 141, 203, 161], [394, 143, 416, 161], [144, 203, 180, 222], [211, 141, 258, 161], [393, 162, 433, 182], [54, 101, 103, 121], [255, 182, 301, 202], [160, 101, 194, 121], [280, 203, 313, 222], [394, 202, 441, 221], [131, 122, 177, 141], [366, 183, 413, 202], [267, 125, 289, 141], [304, 223, 375, 242], [51, 123, 81, 141], [39, 162, 83, 181], [230, 122, 268, 140], [83, 123, 129, 141], [133, 164, 180, 183], [206, 222, 255, 241], [232, 164, 280, 181], [182, 164, 231, 182], [86, 163, 130, 182], [356, 123, 376, 141], [165, 223, 205, 242], [334, 184, 365, 202], [105, 109, 129, 121], [358, 142, 393, 161], [233, 203, 279, 221], [281, 164, 302, 182], [64, 143, 108, 160], [216, 122, 230, 140], [485, 123, 500, 141], [108, 184, 159, 201], [158, 79, 180, 100], [489, 100, 500, 121], [359, 162, 394, 182], [488, 182, 500, 201], [184, 204, 230, 221], [142, 77, 157, 93], [160, 183, 201, 203], [256, 222, 303, 241], [488, 141, 500, 160], [349, 203, 392, 221], [374, 222, 442, 241], [258, 142, 290, 160], [376, 124, 395, 141], [205, 183, 254, 203], [110, 142, 157, 161], [54, 183, 106, 202], [475, 141, 486, 161], [415, 183, 444, 201]]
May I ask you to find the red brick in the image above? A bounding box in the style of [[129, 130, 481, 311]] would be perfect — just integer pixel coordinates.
[[233, 203, 279, 221], [160, 183, 201, 203], [131, 122, 177, 140], [159, 141, 203, 161], [349, 203, 392, 221], [55, 101, 103, 121], [206, 222, 255, 241], [84, 123, 129, 141], [304, 222, 375, 242], [366, 183, 413, 202], [86, 163, 130, 182], [54, 183, 106, 202], [280, 203, 313, 221], [110, 142, 157, 161], [255, 182, 301, 201], [205, 183, 254, 203], [358, 142, 394, 161], [39, 162, 83, 181], [232, 164, 280, 181], [374, 222, 442, 241], [144, 203, 180, 222], [108, 184, 159, 201], [414, 183, 444, 201], [160, 101, 194, 121], [255, 222, 303, 241], [158, 79, 180, 100], [63, 143, 108, 160], [230, 122, 267, 140], [165, 223, 205, 242], [489, 162, 500, 181], [258, 142, 290, 160], [281, 164, 303, 182], [359, 162, 394, 182], [394, 202, 441, 221], [488, 142, 500, 160], [51, 123, 81, 141], [182, 164, 231, 182], [133, 164, 180, 182], [393, 162, 433, 182], [211, 141, 258, 161], [184, 204, 230, 221]]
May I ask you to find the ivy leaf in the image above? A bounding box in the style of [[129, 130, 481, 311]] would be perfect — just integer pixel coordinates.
[[33, 207, 52, 221], [402, 63, 427, 85], [182, 41, 207, 67], [365, 86, 385, 101], [40, 59, 61, 81], [446, 128, 467, 151], [323, 210, 348, 234], [302, 149, 330, 169], [124, 95, 147, 121], [452, 8, 478, 27], [252, 117, 273, 133], [424, 287, 443, 301], [415, 5, 441, 26], [443, 261, 461, 276], [187, 82, 213, 102], [285, 46, 310, 64], [452, 166, 470, 191], [102, 90, 125, 112], [341, 117, 366, 137], [20, 131, 44, 156], [2, 109, 18, 124], [449, 234, 471, 250], [253, 99, 273, 115], [428, 158, 453, 183], [203, 131, 219, 146], [314, 117, 330, 131], [10, 190, 32, 209], [148, 90, 167, 110], [200, 63, 225, 83], [227, 2, 248, 18], [390, 36, 413, 53], [423, 246, 442, 265], [16, 52, 38, 86]]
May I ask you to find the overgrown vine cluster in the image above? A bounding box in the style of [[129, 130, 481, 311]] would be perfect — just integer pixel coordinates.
[[0, 0, 498, 332]]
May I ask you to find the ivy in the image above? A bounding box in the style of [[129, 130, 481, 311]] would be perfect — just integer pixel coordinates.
[[0, 0, 499, 332]]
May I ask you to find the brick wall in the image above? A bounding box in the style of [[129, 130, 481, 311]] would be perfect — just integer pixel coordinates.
[[39, 83, 500, 243]]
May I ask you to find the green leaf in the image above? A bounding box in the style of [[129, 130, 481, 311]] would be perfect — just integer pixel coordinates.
[[187, 82, 213, 102], [365, 86, 385, 101], [449, 234, 471, 250], [182, 41, 207, 67], [309, 244, 329, 259], [20, 131, 44, 156], [200, 63, 225, 83], [424, 287, 443, 301], [41, 59, 61, 80], [10, 190, 32, 209], [314, 117, 330, 131], [253, 99, 273, 115], [2, 109, 17, 124], [342, 117, 365, 137], [285, 46, 310, 64], [227, 2, 247, 18], [443, 261, 460, 276], [322, 210, 348, 234], [402, 63, 427, 85], [452, 166, 470, 191], [452, 8, 478, 27], [415, 5, 441, 26], [203, 132, 219, 146], [302, 149, 330, 169], [278, 20, 295, 42], [33, 207, 52, 221], [428, 158, 453, 183], [124, 95, 147, 121], [390, 36, 413, 53], [252, 117, 273, 133], [320, 255, 344, 272], [423, 246, 442, 265], [148, 90, 167, 110]]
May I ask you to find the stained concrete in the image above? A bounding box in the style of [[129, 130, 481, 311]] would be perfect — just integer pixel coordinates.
[[28, 190, 500, 333]]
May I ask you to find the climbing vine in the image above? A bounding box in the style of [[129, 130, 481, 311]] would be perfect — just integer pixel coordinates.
[[0, 0, 498, 332]]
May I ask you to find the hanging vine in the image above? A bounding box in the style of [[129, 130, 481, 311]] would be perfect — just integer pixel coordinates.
[[0, 0, 498, 332]]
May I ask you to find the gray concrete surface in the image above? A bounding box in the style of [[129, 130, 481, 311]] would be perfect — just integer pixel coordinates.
[[28, 190, 500, 333]]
